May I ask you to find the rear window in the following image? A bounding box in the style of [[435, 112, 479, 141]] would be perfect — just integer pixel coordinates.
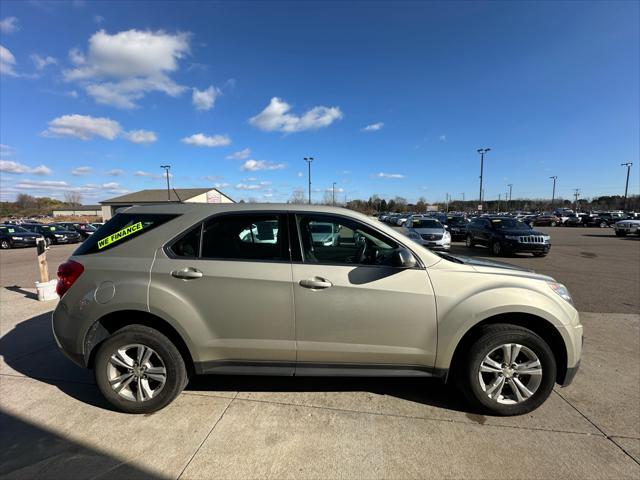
[[74, 213, 178, 255]]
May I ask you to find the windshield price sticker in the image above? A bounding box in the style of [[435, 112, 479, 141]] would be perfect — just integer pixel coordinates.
[[98, 222, 143, 249]]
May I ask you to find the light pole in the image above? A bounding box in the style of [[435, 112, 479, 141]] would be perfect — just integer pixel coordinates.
[[507, 184, 513, 211], [621, 162, 633, 211], [160, 165, 171, 201], [332, 182, 336, 206], [303, 157, 314, 204], [477, 148, 491, 211], [550, 176, 557, 207]]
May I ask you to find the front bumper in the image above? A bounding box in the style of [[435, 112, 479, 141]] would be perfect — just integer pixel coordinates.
[[502, 239, 551, 253], [419, 239, 451, 251], [9, 237, 39, 247]]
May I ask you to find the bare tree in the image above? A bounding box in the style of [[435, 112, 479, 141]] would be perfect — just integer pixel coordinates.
[[64, 192, 82, 206], [15, 193, 36, 210], [289, 189, 306, 204]]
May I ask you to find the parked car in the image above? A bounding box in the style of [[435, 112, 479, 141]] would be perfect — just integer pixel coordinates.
[[614, 219, 640, 237], [403, 216, 451, 251], [53, 222, 98, 239], [396, 214, 411, 227], [21, 223, 83, 246], [53, 204, 581, 415], [529, 214, 561, 227], [0, 224, 43, 249], [466, 216, 551, 257], [442, 215, 469, 241], [90, 222, 105, 230], [563, 213, 588, 227], [587, 212, 625, 228]]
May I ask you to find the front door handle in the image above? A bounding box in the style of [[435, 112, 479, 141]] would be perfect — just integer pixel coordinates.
[[299, 277, 333, 289], [171, 267, 203, 279]]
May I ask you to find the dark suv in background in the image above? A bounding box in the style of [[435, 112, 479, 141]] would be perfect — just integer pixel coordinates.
[[53, 222, 98, 239], [21, 223, 83, 246], [466, 216, 551, 257], [441, 215, 469, 241]]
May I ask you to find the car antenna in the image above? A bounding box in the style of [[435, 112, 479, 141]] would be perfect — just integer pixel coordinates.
[[172, 188, 183, 203]]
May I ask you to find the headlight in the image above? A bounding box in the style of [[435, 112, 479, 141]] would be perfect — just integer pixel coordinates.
[[548, 281, 573, 305], [504, 235, 520, 240], [11, 236, 21, 240], [54, 234, 64, 237]]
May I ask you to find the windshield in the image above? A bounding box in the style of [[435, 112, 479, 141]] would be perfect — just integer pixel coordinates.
[[446, 217, 466, 225], [46, 225, 69, 232], [411, 219, 442, 229], [490, 218, 529, 229], [310, 224, 333, 234]]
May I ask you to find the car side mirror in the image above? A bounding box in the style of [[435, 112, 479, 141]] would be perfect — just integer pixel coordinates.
[[392, 248, 418, 268]]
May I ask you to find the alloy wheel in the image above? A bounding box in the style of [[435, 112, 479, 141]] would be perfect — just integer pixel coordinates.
[[106, 344, 167, 402], [478, 343, 543, 404]]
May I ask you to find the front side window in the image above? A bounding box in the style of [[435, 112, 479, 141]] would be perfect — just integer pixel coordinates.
[[297, 214, 398, 266], [201, 214, 287, 261]]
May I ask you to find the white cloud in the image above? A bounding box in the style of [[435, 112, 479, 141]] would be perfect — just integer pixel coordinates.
[[67, 90, 79, 98], [361, 122, 384, 132], [192, 85, 220, 111], [30, 54, 57, 70], [64, 29, 190, 108], [12, 179, 128, 197], [42, 114, 122, 140], [181, 133, 230, 147], [0, 45, 18, 77], [235, 183, 262, 191], [134, 170, 171, 179], [102, 182, 119, 189], [297, 171, 303, 177], [439, 134, 446, 142], [226, 148, 251, 160], [241, 159, 286, 171], [123, 129, 157, 144], [212, 182, 230, 188], [106, 169, 124, 176], [249, 97, 342, 133], [0, 17, 19, 34], [0, 144, 14, 158], [71, 166, 92, 176], [93, 15, 105, 24], [0, 160, 51, 175], [375, 172, 405, 179]]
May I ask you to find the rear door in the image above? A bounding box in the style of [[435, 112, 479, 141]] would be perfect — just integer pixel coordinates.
[[150, 212, 296, 373]]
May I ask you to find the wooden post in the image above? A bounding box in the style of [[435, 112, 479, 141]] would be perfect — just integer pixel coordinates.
[[36, 238, 49, 283]]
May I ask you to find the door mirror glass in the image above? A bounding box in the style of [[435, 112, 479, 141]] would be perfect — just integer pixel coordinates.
[[392, 248, 417, 268]]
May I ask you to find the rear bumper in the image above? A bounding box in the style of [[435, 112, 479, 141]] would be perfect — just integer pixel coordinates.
[[51, 302, 87, 368]]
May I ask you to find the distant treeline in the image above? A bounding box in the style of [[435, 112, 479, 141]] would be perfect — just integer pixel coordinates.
[[0, 194, 74, 218], [342, 194, 640, 215]]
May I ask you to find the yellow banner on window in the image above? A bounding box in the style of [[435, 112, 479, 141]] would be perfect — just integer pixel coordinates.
[[97, 222, 143, 249]]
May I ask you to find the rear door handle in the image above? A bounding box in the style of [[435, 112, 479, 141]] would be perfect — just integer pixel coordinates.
[[171, 268, 203, 279], [299, 277, 333, 289]]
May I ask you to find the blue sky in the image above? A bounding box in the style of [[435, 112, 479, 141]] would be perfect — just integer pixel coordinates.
[[0, 0, 638, 204]]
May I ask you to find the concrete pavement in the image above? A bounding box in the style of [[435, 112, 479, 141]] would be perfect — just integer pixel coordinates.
[[1, 288, 638, 479]]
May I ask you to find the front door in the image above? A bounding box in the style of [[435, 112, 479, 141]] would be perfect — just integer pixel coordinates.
[[291, 213, 438, 373]]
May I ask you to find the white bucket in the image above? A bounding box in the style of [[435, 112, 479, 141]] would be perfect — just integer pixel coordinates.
[[35, 279, 57, 302]]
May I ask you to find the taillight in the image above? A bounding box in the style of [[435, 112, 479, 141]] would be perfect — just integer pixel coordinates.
[[56, 260, 84, 297]]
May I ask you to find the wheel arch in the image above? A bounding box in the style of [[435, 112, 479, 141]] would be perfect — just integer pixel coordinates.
[[447, 313, 568, 385], [84, 309, 195, 375]]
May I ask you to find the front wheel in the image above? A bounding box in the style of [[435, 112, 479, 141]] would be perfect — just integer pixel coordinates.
[[599, 221, 607, 228], [550, 221, 557, 227], [456, 324, 557, 416], [94, 325, 188, 414], [465, 234, 475, 248], [0, 239, 10, 249]]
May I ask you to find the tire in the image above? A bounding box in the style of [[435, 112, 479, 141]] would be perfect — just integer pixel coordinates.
[[45, 237, 52, 247], [533, 252, 547, 257], [491, 240, 503, 256], [0, 239, 10, 249], [599, 221, 607, 228], [94, 325, 188, 414], [550, 221, 557, 227], [465, 234, 475, 248], [615, 231, 626, 237], [456, 324, 557, 416]]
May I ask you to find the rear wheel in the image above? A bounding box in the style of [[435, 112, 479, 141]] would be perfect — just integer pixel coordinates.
[[550, 221, 557, 227], [465, 234, 475, 248], [456, 324, 556, 416], [94, 325, 188, 414], [491, 240, 503, 256], [599, 221, 607, 228], [0, 239, 10, 249]]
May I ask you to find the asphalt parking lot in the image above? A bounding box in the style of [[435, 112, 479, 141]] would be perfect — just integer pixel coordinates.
[[1, 228, 639, 479]]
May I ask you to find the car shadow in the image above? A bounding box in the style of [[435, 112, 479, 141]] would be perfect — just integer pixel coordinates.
[[448, 245, 535, 259], [0, 410, 164, 479], [1, 312, 483, 415]]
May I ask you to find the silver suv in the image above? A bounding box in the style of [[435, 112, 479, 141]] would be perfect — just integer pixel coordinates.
[[52, 204, 582, 415]]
